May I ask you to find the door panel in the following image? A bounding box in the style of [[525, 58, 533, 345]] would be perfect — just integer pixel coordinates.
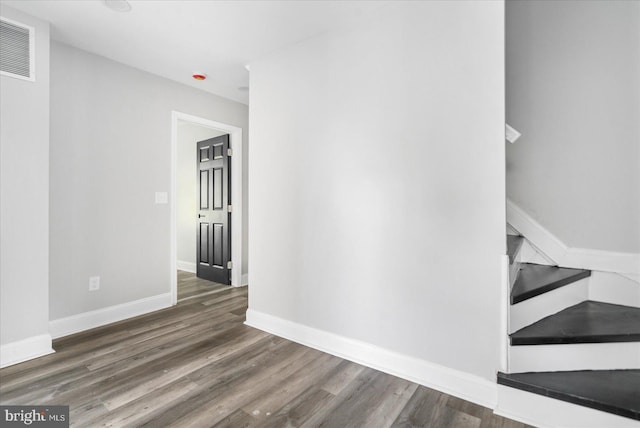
[[213, 168, 223, 209], [196, 135, 231, 284], [199, 223, 209, 263], [213, 143, 223, 159], [199, 146, 210, 162], [213, 224, 223, 267], [199, 170, 209, 209]]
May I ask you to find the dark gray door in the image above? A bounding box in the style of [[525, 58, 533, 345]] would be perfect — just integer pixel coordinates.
[[196, 135, 231, 284]]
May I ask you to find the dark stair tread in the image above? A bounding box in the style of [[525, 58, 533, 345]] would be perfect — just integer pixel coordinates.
[[497, 370, 640, 420], [507, 235, 524, 265], [511, 263, 591, 304], [511, 301, 640, 345]]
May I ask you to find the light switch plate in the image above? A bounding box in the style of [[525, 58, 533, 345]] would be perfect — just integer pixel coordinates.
[[155, 192, 168, 204]]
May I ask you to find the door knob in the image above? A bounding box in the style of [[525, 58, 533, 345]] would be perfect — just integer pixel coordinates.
[[199, 214, 206, 218]]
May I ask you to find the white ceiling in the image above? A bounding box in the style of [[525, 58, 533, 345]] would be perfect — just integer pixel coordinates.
[[1, 0, 393, 104]]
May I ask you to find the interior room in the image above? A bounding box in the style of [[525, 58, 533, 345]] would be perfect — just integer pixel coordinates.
[[1, 1, 638, 427]]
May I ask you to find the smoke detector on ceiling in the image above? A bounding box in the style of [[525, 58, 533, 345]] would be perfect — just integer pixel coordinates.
[[101, 0, 132, 13]]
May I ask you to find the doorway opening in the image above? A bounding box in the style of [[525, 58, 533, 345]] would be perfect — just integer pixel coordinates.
[[170, 111, 244, 305]]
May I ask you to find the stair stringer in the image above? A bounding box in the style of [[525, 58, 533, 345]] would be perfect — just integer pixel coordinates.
[[507, 199, 640, 275]]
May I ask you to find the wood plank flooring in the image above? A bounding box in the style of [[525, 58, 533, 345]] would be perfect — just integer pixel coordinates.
[[178, 269, 229, 301], [0, 282, 531, 427]]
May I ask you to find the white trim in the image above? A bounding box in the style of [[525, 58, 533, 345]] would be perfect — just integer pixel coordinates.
[[241, 273, 249, 286], [507, 199, 640, 275], [176, 260, 196, 274], [245, 309, 497, 409], [496, 385, 639, 428], [171, 113, 178, 305], [500, 254, 510, 373], [0, 334, 53, 368], [0, 16, 36, 82], [49, 293, 172, 339], [564, 248, 640, 275], [506, 200, 566, 263], [171, 111, 244, 304]]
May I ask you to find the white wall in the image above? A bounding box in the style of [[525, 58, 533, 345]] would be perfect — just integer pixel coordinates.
[[506, 0, 640, 253], [248, 1, 505, 383], [0, 6, 51, 355], [177, 122, 225, 269], [49, 42, 248, 320]]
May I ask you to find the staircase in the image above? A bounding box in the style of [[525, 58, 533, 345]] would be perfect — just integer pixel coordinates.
[[498, 234, 640, 424]]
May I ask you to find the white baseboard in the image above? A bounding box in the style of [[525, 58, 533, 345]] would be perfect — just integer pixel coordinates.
[[245, 309, 497, 409], [241, 273, 249, 286], [0, 334, 54, 368], [507, 199, 640, 275], [49, 293, 173, 339], [496, 385, 639, 428], [176, 260, 196, 273]]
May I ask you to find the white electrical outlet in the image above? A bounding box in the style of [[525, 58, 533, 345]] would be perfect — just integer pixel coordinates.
[[89, 276, 100, 291]]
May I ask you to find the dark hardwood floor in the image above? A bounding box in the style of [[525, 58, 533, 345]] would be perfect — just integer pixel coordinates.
[[178, 269, 229, 301], [0, 282, 530, 427]]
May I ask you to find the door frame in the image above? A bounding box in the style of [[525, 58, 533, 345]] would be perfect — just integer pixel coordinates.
[[170, 111, 244, 305]]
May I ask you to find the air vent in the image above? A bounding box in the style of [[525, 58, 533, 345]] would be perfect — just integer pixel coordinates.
[[0, 17, 35, 81]]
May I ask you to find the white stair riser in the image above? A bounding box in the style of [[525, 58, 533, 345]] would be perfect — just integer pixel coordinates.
[[509, 342, 640, 372], [589, 271, 640, 308], [510, 278, 588, 333]]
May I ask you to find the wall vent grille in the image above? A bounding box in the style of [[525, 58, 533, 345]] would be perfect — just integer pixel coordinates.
[[0, 17, 34, 81]]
